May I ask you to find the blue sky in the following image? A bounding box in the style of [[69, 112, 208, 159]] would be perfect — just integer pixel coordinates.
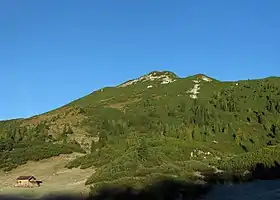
[[0, 0, 279, 120]]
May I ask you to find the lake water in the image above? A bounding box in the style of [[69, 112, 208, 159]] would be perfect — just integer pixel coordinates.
[[204, 180, 280, 200]]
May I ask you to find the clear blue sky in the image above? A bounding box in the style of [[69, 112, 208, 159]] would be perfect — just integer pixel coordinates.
[[0, 0, 279, 120]]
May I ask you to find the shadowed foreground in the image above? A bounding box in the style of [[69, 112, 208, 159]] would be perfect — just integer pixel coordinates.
[[1, 162, 280, 200], [0, 179, 211, 200], [1, 180, 280, 200]]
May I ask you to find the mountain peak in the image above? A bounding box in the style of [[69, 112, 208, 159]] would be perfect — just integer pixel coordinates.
[[193, 74, 213, 82], [147, 70, 178, 78], [118, 70, 178, 87]]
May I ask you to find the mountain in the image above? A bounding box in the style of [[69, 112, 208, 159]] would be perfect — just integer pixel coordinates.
[[1, 71, 280, 194]]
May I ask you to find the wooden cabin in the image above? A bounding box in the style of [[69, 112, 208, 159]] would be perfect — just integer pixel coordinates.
[[15, 176, 42, 188]]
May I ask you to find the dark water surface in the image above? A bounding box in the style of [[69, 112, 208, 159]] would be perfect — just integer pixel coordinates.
[[204, 180, 280, 200]]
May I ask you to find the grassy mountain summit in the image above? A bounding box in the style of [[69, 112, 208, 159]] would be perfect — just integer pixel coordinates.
[[1, 71, 280, 192]]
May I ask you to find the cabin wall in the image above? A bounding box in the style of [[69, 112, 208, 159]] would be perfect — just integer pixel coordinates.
[[15, 180, 36, 188]]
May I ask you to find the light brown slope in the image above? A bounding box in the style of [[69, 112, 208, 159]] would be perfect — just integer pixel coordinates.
[[0, 153, 95, 198]]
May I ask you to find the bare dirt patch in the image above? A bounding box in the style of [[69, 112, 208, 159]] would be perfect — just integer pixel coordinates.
[[106, 98, 141, 110], [21, 106, 86, 127], [0, 153, 94, 198], [20, 106, 87, 136], [19, 106, 93, 152]]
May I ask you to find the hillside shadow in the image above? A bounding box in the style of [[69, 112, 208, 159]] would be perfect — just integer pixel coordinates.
[[86, 179, 211, 200], [251, 161, 280, 180], [1, 162, 280, 200], [201, 161, 280, 184]]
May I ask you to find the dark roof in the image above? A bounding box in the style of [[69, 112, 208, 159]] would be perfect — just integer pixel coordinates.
[[16, 176, 36, 180]]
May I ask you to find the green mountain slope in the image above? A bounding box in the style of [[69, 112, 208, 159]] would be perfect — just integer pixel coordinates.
[[1, 71, 280, 191]]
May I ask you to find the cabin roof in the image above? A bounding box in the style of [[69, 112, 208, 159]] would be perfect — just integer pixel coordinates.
[[16, 176, 36, 180]]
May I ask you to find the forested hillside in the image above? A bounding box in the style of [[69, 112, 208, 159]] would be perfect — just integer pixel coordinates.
[[1, 71, 280, 192]]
